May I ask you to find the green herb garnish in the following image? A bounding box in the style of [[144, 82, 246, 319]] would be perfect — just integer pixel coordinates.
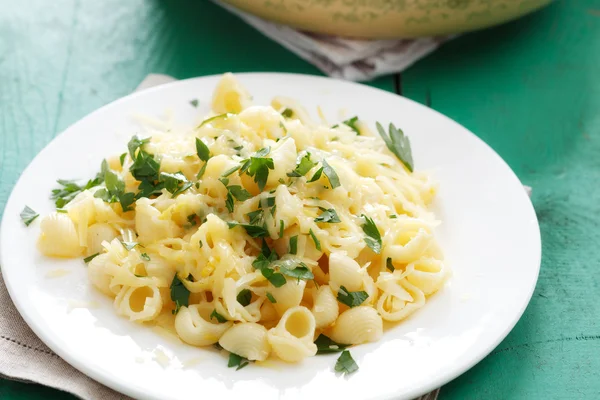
[[337, 285, 368, 308], [236, 289, 252, 306], [20, 206, 39, 226], [335, 350, 359, 374], [240, 147, 274, 191], [210, 309, 228, 323], [376, 122, 414, 172], [307, 167, 323, 183], [227, 222, 270, 238], [287, 153, 316, 178], [170, 274, 191, 314], [119, 153, 127, 166], [266, 292, 277, 303], [322, 160, 341, 189], [314, 208, 341, 223], [228, 353, 250, 370], [195, 137, 211, 162], [141, 253, 151, 261], [279, 220, 285, 238], [198, 113, 233, 128], [279, 263, 314, 281], [361, 215, 382, 254], [289, 235, 298, 255], [309, 228, 321, 251], [281, 108, 294, 118], [159, 172, 192, 197], [83, 253, 100, 264], [314, 334, 349, 354], [386, 257, 395, 272], [120, 241, 139, 251], [190, 99, 199, 107]]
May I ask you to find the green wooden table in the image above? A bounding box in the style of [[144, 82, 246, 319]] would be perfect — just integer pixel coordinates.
[[1, 1, 599, 398]]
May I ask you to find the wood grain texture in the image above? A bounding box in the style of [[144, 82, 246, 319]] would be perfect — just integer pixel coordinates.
[[403, 1, 600, 398]]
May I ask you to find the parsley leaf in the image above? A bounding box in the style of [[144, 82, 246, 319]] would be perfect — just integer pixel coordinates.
[[342, 116, 360, 135], [190, 99, 199, 107], [195, 138, 211, 162], [376, 122, 414, 172], [314, 334, 349, 354], [228, 352, 250, 370], [83, 253, 100, 263], [159, 172, 192, 197], [198, 113, 233, 128], [281, 108, 294, 118], [94, 164, 136, 211], [337, 286, 368, 308], [389, 214, 398, 219], [228, 185, 252, 201], [170, 274, 191, 314], [120, 241, 139, 251], [309, 228, 321, 251], [127, 135, 151, 159], [361, 214, 382, 254], [386, 257, 395, 272], [314, 208, 341, 223], [197, 162, 208, 179], [266, 292, 277, 303], [335, 350, 359, 374], [262, 269, 286, 287], [322, 160, 341, 189], [307, 167, 323, 183], [289, 235, 298, 255], [287, 153, 315, 177], [227, 222, 270, 238], [130, 149, 160, 183], [236, 289, 252, 306], [141, 253, 151, 261], [119, 153, 127, 166], [240, 147, 274, 191], [279, 220, 285, 238], [222, 165, 240, 177], [51, 164, 104, 208], [20, 206, 39, 226], [210, 309, 228, 323], [278, 262, 314, 281]]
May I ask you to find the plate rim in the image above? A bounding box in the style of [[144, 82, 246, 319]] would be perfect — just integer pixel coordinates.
[[0, 72, 541, 400]]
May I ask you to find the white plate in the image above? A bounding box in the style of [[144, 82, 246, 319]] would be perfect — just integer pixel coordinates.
[[0, 73, 540, 400]]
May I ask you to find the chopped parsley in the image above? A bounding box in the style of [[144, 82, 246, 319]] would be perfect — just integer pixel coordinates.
[[322, 160, 341, 189], [220, 178, 252, 213], [141, 253, 151, 261], [281, 108, 294, 118], [227, 221, 270, 238], [20, 206, 39, 226], [159, 172, 192, 197], [279, 220, 285, 238], [309, 228, 321, 251], [266, 292, 277, 303], [190, 99, 199, 107], [335, 350, 359, 374], [198, 113, 233, 128], [289, 235, 298, 255], [195, 137, 211, 162], [127, 135, 151, 159], [210, 309, 228, 323], [389, 214, 398, 219], [386, 257, 395, 272], [51, 169, 104, 208], [236, 289, 252, 306], [222, 165, 240, 177], [307, 167, 323, 182], [341, 116, 360, 135], [314, 334, 349, 354], [228, 352, 250, 370], [278, 262, 314, 281], [376, 122, 414, 172], [337, 285, 368, 308], [119, 153, 127, 166], [196, 162, 208, 179], [361, 215, 382, 254], [93, 160, 136, 211], [170, 274, 191, 314], [120, 241, 139, 251], [287, 153, 315, 178], [314, 208, 341, 223], [240, 147, 274, 191], [83, 253, 100, 264], [252, 248, 286, 288]]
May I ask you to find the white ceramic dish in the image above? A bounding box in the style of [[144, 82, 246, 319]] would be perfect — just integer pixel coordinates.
[[0, 73, 540, 400]]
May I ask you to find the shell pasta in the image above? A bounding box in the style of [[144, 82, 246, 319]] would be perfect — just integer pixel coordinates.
[[35, 73, 448, 368]]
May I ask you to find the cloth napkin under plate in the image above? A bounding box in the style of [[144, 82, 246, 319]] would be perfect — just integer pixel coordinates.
[[0, 74, 455, 400], [214, 1, 453, 82]]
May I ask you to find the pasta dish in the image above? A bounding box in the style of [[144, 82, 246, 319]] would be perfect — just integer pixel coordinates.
[[29, 73, 448, 372]]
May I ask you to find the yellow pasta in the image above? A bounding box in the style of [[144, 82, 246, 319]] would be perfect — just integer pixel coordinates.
[[35, 73, 448, 368]]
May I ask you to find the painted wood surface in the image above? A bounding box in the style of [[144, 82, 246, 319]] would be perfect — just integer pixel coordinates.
[[1, 0, 599, 399]]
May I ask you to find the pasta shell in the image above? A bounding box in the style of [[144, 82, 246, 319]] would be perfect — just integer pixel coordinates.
[[218, 322, 271, 361], [329, 306, 383, 345], [267, 306, 317, 362], [37, 212, 83, 257], [311, 285, 339, 329], [175, 303, 233, 346]]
